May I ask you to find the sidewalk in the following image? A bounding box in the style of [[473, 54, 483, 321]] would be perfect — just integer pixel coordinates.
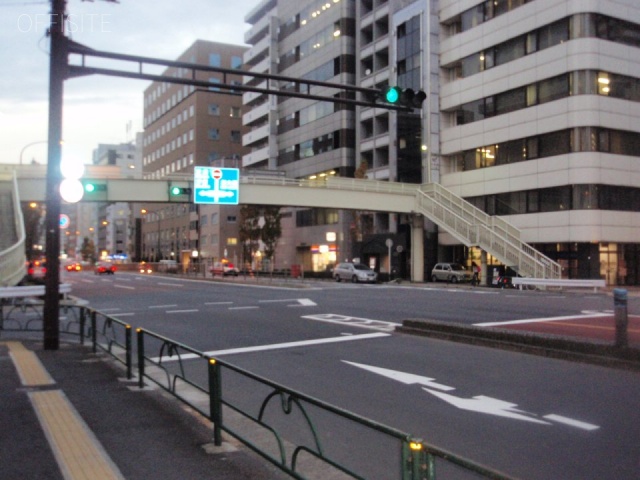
[[0, 337, 289, 480]]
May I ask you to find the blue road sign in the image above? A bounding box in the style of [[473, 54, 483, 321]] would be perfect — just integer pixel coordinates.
[[194, 167, 240, 205]]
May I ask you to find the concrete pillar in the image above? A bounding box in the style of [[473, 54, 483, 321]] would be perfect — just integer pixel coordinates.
[[411, 214, 424, 282], [480, 250, 488, 286]]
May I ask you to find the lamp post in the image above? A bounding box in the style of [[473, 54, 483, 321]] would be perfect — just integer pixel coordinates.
[[20, 140, 48, 165]]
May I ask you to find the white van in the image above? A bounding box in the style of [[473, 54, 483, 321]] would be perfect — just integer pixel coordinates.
[[159, 259, 178, 273]]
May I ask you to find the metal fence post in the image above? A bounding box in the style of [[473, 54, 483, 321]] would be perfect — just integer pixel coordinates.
[[137, 328, 145, 389], [208, 358, 223, 446], [79, 307, 85, 345], [402, 439, 431, 480], [125, 325, 132, 379], [91, 310, 97, 353], [614, 288, 628, 348]]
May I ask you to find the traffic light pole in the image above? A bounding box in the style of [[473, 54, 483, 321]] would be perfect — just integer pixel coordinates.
[[43, 0, 67, 350]]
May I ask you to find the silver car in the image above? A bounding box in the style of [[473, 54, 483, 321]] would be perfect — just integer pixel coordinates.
[[431, 263, 471, 283], [333, 263, 378, 283]]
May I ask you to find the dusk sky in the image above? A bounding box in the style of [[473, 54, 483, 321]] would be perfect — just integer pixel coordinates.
[[1, 0, 259, 165]]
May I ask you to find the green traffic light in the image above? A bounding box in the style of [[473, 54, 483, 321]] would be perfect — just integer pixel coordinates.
[[85, 183, 95, 193], [385, 86, 400, 103], [171, 186, 181, 195]]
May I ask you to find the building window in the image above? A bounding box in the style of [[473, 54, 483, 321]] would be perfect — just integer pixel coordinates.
[[231, 56, 242, 69], [208, 128, 220, 140], [209, 53, 221, 67], [230, 106, 241, 118], [227, 216, 237, 223], [208, 77, 221, 91], [208, 104, 220, 116], [231, 130, 241, 143]]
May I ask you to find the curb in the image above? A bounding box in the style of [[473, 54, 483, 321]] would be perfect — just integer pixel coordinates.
[[397, 319, 640, 371]]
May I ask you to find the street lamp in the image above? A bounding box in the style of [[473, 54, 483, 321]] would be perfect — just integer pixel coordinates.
[[19, 140, 49, 165]]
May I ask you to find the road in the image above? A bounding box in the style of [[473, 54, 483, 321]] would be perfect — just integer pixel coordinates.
[[63, 270, 640, 480]]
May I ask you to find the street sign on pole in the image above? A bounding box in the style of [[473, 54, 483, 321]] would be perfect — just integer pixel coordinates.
[[194, 167, 239, 205]]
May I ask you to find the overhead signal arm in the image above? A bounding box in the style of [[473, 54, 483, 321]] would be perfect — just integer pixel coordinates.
[[65, 40, 420, 112]]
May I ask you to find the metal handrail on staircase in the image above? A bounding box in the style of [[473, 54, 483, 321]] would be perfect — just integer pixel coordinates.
[[416, 184, 561, 279]]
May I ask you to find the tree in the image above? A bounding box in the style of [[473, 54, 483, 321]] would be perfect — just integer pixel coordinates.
[[80, 237, 96, 262], [239, 205, 282, 271], [239, 205, 261, 268], [260, 206, 282, 270]]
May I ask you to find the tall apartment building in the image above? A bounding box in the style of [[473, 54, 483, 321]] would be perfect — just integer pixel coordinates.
[[438, 0, 640, 285], [141, 40, 249, 267], [241, 0, 640, 285]]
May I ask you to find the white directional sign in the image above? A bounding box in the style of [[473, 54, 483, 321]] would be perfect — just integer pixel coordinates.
[[194, 166, 239, 204]]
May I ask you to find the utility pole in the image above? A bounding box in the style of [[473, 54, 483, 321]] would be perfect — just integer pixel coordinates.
[[43, 0, 67, 350]]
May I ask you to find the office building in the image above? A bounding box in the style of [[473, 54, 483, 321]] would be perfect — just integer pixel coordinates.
[[141, 40, 249, 268], [241, 0, 640, 285]]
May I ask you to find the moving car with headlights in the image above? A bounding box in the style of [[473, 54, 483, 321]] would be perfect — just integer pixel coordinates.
[[26, 260, 46, 283], [65, 262, 82, 272], [430, 262, 471, 283], [139, 262, 153, 274], [94, 262, 117, 275], [333, 262, 378, 283]]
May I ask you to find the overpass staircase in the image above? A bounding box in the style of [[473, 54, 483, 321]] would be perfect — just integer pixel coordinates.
[[415, 182, 560, 279]]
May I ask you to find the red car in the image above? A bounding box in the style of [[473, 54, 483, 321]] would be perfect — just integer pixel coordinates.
[[94, 262, 117, 275]]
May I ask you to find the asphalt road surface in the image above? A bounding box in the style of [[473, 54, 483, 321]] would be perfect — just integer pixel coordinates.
[[63, 271, 640, 480]]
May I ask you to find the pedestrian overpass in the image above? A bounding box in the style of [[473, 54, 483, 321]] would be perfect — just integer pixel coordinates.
[[0, 163, 560, 286]]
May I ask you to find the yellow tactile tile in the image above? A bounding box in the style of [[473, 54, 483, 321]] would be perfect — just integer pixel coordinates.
[[4, 341, 55, 387], [29, 390, 125, 480]]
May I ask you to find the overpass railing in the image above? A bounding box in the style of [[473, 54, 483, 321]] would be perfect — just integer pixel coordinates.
[[0, 172, 26, 287]]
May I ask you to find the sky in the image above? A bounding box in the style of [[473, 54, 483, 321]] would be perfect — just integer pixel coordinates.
[[0, 0, 260, 165]]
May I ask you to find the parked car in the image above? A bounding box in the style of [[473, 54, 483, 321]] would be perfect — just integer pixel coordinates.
[[158, 259, 178, 273], [430, 263, 471, 283], [94, 262, 117, 275], [210, 261, 239, 277], [333, 262, 378, 283], [65, 262, 82, 272]]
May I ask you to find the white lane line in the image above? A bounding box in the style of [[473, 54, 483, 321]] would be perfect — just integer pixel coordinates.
[[157, 282, 184, 287], [258, 299, 301, 303], [114, 285, 135, 290], [543, 414, 600, 431], [112, 313, 135, 317], [166, 309, 199, 314], [204, 301, 233, 305], [148, 304, 178, 309], [97, 308, 121, 312], [153, 332, 390, 362], [229, 306, 259, 310], [474, 313, 610, 327]]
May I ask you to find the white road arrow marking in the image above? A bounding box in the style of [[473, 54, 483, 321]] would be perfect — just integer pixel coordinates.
[[343, 361, 454, 391], [343, 362, 600, 430], [422, 389, 551, 425]]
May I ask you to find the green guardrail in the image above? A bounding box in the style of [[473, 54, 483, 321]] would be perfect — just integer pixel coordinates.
[[1, 304, 514, 479]]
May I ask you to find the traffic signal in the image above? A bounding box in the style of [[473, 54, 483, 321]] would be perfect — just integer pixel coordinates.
[[379, 86, 426, 109], [170, 186, 192, 196], [84, 182, 107, 193]]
